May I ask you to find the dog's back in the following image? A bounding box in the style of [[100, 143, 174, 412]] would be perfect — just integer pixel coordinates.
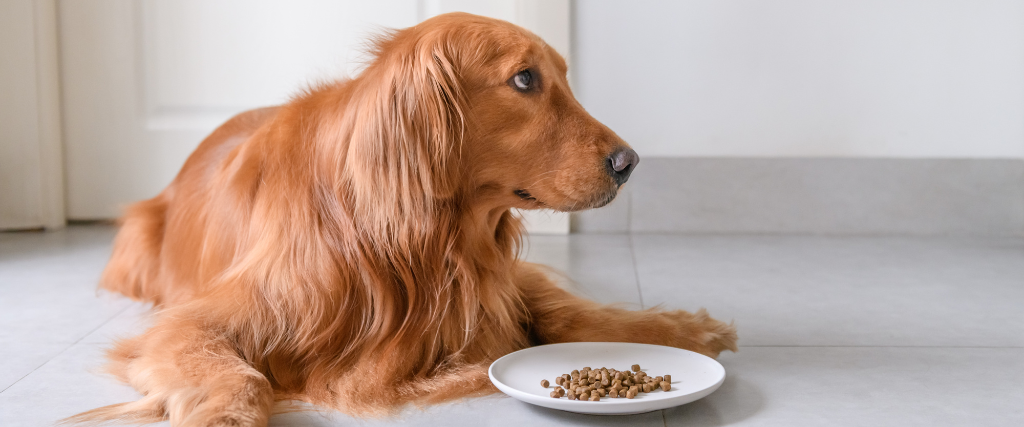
[[100, 107, 279, 305]]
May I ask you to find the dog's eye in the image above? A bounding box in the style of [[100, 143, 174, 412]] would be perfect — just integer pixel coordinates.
[[512, 70, 533, 91]]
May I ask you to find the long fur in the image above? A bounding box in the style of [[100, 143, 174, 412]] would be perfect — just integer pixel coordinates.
[[67, 13, 737, 426]]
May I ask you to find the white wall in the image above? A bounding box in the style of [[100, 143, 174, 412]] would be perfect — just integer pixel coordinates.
[[574, 0, 1024, 158]]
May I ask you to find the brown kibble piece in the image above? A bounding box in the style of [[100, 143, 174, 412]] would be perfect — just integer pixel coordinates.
[[540, 366, 674, 403]]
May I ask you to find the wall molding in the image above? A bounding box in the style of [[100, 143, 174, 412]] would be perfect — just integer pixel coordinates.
[[573, 158, 1024, 236]]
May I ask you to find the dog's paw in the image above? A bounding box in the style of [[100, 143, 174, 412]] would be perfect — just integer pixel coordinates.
[[663, 308, 738, 358]]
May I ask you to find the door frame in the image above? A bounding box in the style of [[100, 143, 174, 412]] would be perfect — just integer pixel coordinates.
[[0, 0, 65, 230]]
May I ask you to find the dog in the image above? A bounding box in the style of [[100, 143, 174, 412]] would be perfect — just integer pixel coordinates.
[[69, 13, 737, 426]]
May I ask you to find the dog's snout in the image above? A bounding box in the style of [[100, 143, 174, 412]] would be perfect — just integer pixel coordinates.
[[607, 147, 639, 185]]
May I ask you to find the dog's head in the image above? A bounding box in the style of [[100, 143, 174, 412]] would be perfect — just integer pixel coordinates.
[[347, 13, 637, 216]]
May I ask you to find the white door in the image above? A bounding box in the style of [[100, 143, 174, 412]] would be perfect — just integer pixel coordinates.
[[58, 0, 569, 233]]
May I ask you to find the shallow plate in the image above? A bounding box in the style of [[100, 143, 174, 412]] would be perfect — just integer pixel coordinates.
[[488, 342, 725, 415]]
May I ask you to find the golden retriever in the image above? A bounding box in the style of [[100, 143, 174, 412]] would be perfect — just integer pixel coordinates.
[[69, 13, 736, 426]]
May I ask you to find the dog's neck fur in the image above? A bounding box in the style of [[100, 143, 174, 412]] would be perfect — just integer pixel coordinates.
[[232, 80, 529, 391]]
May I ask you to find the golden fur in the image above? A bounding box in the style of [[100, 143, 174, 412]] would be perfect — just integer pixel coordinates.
[[68, 13, 737, 426]]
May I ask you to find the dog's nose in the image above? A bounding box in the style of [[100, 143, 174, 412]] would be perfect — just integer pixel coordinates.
[[607, 147, 639, 185]]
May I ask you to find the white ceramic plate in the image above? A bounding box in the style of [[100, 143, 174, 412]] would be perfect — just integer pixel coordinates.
[[488, 342, 725, 415]]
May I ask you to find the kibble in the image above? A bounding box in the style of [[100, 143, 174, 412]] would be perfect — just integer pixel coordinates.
[[538, 364, 673, 402]]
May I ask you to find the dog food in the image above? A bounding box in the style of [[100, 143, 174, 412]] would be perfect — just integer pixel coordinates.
[[543, 364, 672, 401]]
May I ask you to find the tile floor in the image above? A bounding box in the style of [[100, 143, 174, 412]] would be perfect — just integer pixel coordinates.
[[1, 225, 1022, 426]]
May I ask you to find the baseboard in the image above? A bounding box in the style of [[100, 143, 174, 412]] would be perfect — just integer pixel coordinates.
[[572, 158, 1024, 236]]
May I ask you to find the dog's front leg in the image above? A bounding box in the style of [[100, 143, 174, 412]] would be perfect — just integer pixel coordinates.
[[99, 314, 275, 427], [514, 262, 738, 358]]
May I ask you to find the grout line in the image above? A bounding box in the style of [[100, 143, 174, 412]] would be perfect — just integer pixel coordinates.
[[626, 190, 633, 232], [661, 409, 668, 427], [627, 232, 645, 309], [0, 304, 132, 395]]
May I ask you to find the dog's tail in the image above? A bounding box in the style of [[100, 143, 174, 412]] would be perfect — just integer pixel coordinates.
[[99, 195, 168, 305], [59, 398, 165, 426]]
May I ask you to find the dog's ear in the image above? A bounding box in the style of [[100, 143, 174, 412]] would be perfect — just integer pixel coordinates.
[[344, 30, 467, 224]]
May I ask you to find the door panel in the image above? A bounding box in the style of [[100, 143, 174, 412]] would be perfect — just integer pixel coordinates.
[[59, 0, 569, 233], [60, 0, 418, 218]]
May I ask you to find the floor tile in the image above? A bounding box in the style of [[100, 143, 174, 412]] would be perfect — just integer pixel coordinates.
[[0, 226, 128, 392], [0, 226, 128, 345], [5, 226, 1022, 426], [0, 342, 665, 427], [268, 397, 665, 427], [0, 342, 69, 392], [79, 301, 154, 344], [524, 234, 642, 307], [0, 343, 149, 426], [666, 347, 1024, 427], [632, 234, 1024, 347]]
